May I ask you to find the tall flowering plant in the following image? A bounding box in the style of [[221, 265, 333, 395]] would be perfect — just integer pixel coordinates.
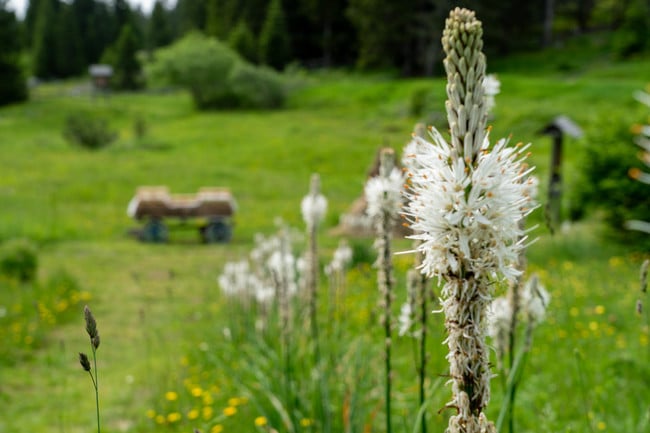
[[402, 8, 536, 433], [365, 148, 404, 433], [301, 173, 327, 354]]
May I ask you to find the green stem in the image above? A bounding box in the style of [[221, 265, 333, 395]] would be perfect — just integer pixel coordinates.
[[418, 273, 427, 433], [91, 346, 100, 433]]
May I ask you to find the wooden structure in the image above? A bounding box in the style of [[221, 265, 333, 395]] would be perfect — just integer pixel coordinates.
[[539, 115, 582, 231], [127, 186, 236, 243], [89, 64, 113, 93]]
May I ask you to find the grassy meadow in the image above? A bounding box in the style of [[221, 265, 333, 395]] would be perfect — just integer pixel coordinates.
[[1, 47, 649, 433]]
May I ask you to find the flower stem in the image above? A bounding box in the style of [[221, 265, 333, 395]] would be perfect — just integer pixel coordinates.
[[91, 346, 100, 433]]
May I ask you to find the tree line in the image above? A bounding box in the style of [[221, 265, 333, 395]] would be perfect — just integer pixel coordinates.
[[1, 0, 648, 105]]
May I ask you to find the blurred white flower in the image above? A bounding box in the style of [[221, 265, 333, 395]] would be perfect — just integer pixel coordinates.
[[218, 260, 252, 297], [329, 239, 353, 274], [301, 174, 328, 230], [254, 284, 275, 304], [267, 249, 298, 295], [483, 74, 500, 112], [521, 274, 550, 324], [365, 167, 404, 220], [486, 296, 512, 339], [397, 302, 414, 337]]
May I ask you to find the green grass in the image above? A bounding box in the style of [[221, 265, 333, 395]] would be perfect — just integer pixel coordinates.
[[0, 51, 649, 433]]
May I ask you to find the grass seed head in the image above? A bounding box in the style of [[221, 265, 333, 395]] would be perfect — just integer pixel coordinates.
[[84, 305, 100, 349], [79, 352, 91, 371]]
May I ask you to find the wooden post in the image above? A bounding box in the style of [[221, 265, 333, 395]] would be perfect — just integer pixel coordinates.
[[540, 116, 582, 233], [547, 127, 563, 231]]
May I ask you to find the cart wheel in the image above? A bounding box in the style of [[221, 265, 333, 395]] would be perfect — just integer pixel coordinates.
[[202, 220, 231, 243], [142, 219, 168, 243]]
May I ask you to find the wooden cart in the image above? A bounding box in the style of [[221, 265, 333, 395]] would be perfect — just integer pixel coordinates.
[[127, 186, 236, 243]]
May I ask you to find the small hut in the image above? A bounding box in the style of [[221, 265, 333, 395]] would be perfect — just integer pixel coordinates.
[[89, 64, 113, 93]]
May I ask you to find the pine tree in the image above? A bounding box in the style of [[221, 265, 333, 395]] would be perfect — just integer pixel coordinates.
[[0, 0, 27, 104], [55, 3, 85, 77], [259, 0, 290, 70], [205, 0, 237, 39], [110, 24, 142, 90], [32, 0, 59, 78], [148, 0, 172, 49], [228, 20, 256, 63], [24, 0, 40, 47], [347, 0, 408, 70], [175, 0, 207, 34]]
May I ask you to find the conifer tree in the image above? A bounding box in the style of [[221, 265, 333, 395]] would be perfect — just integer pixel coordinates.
[[32, 0, 59, 78], [24, 0, 40, 47], [259, 0, 290, 70], [0, 0, 27, 104], [148, 0, 172, 49], [205, 0, 236, 39], [110, 24, 142, 90], [55, 3, 85, 77], [175, 0, 207, 34], [228, 20, 256, 63]]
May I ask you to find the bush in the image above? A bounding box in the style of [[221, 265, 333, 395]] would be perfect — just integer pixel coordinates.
[[63, 112, 118, 149], [147, 33, 286, 109], [569, 115, 650, 246], [147, 33, 240, 109], [0, 239, 38, 283], [228, 62, 285, 109]]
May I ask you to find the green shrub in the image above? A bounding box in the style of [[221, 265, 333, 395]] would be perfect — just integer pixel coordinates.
[[228, 62, 285, 109], [569, 115, 650, 246], [0, 239, 38, 283], [146, 33, 240, 109], [63, 112, 117, 149], [147, 33, 286, 110]]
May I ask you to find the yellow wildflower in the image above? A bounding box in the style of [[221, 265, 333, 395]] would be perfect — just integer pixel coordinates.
[[167, 412, 181, 423], [165, 391, 178, 401], [255, 416, 268, 426], [223, 406, 237, 416], [300, 418, 312, 427], [594, 305, 605, 315], [211, 425, 223, 433], [191, 386, 203, 397], [155, 415, 166, 424], [145, 409, 156, 419], [203, 392, 214, 405], [203, 406, 214, 420], [228, 397, 242, 406], [188, 409, 200, 420]]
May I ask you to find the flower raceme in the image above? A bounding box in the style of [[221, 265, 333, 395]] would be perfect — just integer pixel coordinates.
[[403, 130, 536, 284], [301, 174, 328, 230], [364, 164, 404, 221]]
